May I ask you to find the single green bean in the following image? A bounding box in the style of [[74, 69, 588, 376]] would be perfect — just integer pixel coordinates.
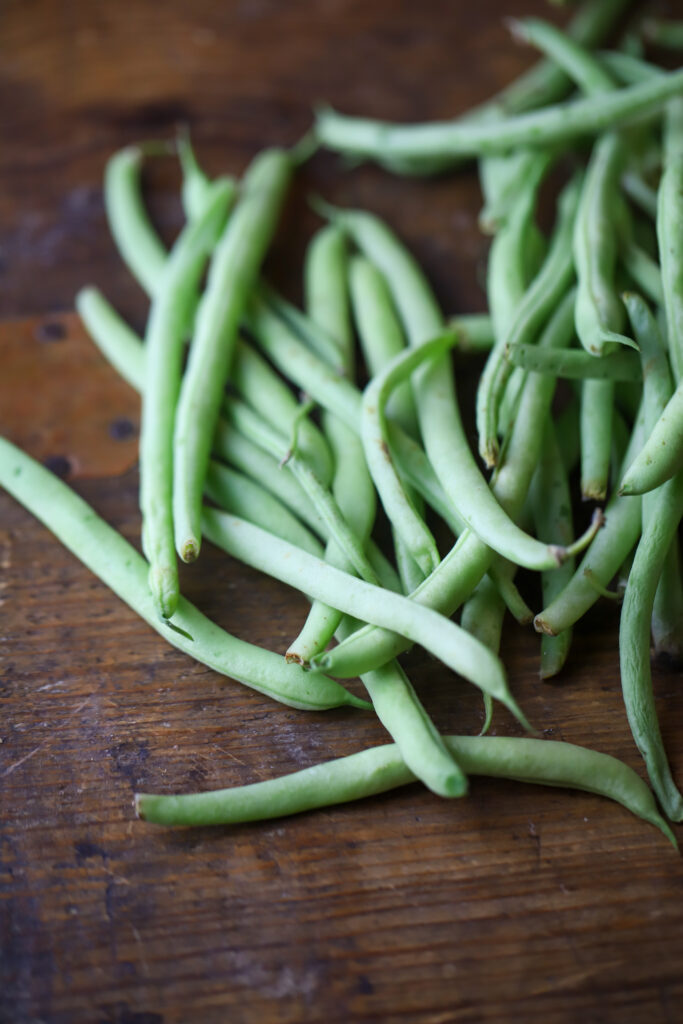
[[0, 436, 365, 712], [103, 144, 168, 297], [174, 147, 291, 562], [530, 423, 576, 679], [314, 70, 683, 164], [177, 130, 214, 222], [135, 734, 676, 847], [620, 469, 683, 821], [620, 381, 683, 495], [580, 378, 615, 500], [304, 225, 352, 369], [509, 16, 615, 95], [657, 97, 683, 383]]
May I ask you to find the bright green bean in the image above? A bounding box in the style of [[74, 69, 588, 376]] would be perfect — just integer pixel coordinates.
[[0, 436, 365, 712], [103, 144, 168, 297], [304, 225, 352, 369], [135, 734, 675, 847], [620, 469, 683, 821], [620, 381, 683, 495], [530, 423, 576, 679], [510, 16, 615, 96], [315, 70, 683, 164], [177, 131, 214, 222], [173, 147, 291, 563], [657, 97, 683, 383], [580, 378, 614, 500]]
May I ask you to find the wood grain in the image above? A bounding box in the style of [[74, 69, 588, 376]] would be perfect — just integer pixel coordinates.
[[2, 2, 683, 1023]]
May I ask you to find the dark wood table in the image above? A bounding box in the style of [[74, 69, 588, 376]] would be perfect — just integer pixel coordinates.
[[2, 2, 683, 1022]]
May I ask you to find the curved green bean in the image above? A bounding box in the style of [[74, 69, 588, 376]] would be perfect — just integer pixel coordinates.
[[104, 144, 168, 297], [173, 147, 291, 562], [135, 734, 675, 847], [0, 436, 366, 712], [315, 70, 683, 164], [505, 343, 641, 380]]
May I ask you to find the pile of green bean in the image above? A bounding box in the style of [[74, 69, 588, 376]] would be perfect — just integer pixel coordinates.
[[3, 0, 683, 848]]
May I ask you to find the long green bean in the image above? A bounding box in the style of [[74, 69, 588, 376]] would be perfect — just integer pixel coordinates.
[[657, 97, 683, 383], [135, 734, 675, 846], [173, 147, 291, 563], [505, 343, 641, 380], [0, 436, 365, 712]]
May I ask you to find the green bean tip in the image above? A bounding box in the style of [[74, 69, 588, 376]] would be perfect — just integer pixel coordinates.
[[179, 538, 200, 563]]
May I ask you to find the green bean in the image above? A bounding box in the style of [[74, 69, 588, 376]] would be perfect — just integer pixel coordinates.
[[480, 172, 581, 465], [314, 70, 683, 164], [140, 178, 235, 619], [580, 379, 615, 500], [620, 382, 683, 495], [621, 241, 664, 306], [103, 144, 169, 297], [304, 225, 352, 369], [642, 19, 683, 50], [530, 423, 576, 679], [0, 436, 365, 712], [598, 50, 664, 87], [651, 532, 683, 665], [231, 339, 333, 486], [445, 314, 496, 354], [173, 147, 291, 563], [657, 97, 683, 383], [535, 413, 645, 636], [177, 130, 214, 222], [135, 733, 676, 846], [76, 286, 146, 391], [202, 509, 529, 728], [505, 342, 641, 380], [349, 255, 419, 437], [621, 171, 658, 218], [320, 204, 570, 571], [620, 469, 683, 821]]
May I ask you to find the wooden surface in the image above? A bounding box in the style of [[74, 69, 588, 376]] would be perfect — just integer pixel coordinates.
[[2, 2, 683, 1022]]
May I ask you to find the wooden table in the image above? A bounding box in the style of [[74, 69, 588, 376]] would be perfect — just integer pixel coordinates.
[[2, 2, 683, 1021]]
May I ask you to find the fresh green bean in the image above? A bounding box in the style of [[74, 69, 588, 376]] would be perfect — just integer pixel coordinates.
[[621, 171, 658, 218], [259, 281, 345, 372], [620, 469, 683, 821], [657, 97, 683, 383], [620, 381, 683, 495], [0, 436, 366, 712], [349, 255, 419, 436], [314, 70, 683, 164], [140, 178, 235, 619], [135, 734, 676, 846], [621, 242, 664, 306], [509, 16, 615, 96], [651, 531, 683, 664], [445, 314, 496, 354], [304, 225, 352, 368], [173, 147, 291, 563], [177, 131, 214, 222], [76, 286, 146, 391], [580, 378, 615, 500], [530, 423, 576, 679], [103, 144, 168, 297], [505, 342, 641, 380]]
